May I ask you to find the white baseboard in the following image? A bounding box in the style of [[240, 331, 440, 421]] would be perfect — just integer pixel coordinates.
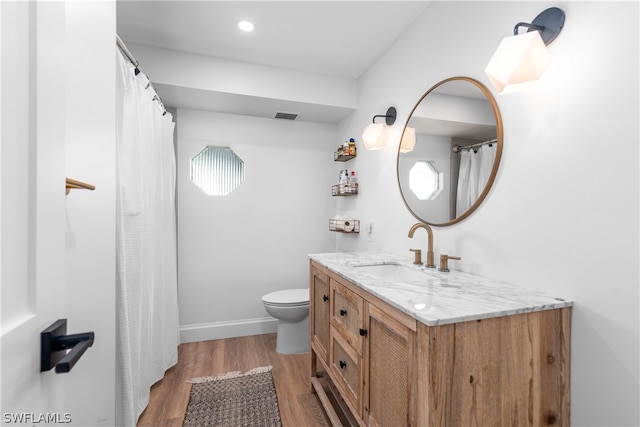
[[179, 317, 278, 344]]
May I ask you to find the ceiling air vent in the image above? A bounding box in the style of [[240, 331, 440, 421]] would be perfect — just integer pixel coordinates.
[[274, 111, 299, 120]]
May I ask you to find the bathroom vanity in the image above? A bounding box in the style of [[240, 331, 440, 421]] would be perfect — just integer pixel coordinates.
[[309, 252, 572, 427]]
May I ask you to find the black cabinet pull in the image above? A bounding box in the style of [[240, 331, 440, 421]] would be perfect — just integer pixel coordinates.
[[323, 294, 329, 302], [359, 328, 368, 336], [339, 360, 347, 369], [339, 309, 347, 316]]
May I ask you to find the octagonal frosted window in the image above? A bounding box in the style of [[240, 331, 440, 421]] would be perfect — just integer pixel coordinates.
[[191, 146, 245, 196], [409, 161, 443, 201]]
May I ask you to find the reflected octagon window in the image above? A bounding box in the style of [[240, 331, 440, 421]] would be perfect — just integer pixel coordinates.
[[409, 161, 443, 200]]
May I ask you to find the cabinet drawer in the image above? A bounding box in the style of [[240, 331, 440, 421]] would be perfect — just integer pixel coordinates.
[[331, 279, 364, 353], [330, 327, 361, 415]]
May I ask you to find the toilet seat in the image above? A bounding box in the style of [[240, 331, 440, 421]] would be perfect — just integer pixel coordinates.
[[262, 289, 309, 307]]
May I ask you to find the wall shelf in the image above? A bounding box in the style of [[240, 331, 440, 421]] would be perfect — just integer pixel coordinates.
[[332, 183, 358, 196], [334, 154, 356, 162]]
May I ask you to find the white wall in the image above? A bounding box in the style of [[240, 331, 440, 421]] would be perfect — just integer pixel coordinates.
[[176, 109, 337, 342], [63, 2, 116, 425], [335, 1, 639, 425]]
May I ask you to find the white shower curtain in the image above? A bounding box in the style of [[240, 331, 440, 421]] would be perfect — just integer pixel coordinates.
[[456, 144, 496, 216], [115, 51, 179, 426]]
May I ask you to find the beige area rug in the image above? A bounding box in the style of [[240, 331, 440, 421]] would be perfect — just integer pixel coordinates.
[[183, 366, 283, 427]]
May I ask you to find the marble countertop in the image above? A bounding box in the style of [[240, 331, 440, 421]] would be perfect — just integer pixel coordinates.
[[309, 252, 572, 327]]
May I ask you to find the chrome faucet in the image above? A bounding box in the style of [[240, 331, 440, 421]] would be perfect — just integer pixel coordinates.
[[408, 222, 436, 268]]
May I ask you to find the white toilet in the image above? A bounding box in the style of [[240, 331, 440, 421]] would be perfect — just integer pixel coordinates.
[[261, 288, 310, 355]]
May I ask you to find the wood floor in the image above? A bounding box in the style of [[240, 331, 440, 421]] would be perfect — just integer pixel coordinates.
[[137, 333, 331, 427]]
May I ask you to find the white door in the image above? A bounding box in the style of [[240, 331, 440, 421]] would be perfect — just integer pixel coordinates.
[[1, 2, 79, 422]]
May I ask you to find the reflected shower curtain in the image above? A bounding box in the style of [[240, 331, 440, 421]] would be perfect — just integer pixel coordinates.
[[456, 150, 473, 216], [478, 143, 496, 191], [115, 51, 179, 426], [456, 145, 496, 216]]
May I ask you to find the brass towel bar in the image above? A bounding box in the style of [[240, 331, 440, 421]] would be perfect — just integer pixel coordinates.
[[65, 178, 95, 195]]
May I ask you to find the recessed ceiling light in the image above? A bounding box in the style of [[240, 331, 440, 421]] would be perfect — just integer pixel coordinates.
[[238, 20, 255, 32]]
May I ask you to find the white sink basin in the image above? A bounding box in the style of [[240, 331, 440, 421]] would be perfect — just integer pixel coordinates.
[[354, 263, 437, 282]]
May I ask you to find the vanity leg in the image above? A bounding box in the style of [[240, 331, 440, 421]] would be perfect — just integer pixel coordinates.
[[310, 350, 317, 393]]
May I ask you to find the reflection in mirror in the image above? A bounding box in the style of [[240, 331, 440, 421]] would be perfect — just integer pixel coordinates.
[[398, 77, 502, 226], [191, 146, 245, 196], [409, 161, 443, 201]]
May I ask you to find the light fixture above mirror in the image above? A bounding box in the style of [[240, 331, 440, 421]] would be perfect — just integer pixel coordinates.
[[362, 107, 396, 150], [485, 7, 565, 94]]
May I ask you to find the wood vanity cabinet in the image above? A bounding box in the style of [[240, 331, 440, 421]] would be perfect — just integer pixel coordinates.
[[311, 261, 417, 426], [309, 260, 571, 427]]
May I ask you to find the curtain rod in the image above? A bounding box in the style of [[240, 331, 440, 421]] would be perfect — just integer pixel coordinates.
[[452, 138, 497, 153], [116, 34, 168, 116], [116, 34, 139, 69]]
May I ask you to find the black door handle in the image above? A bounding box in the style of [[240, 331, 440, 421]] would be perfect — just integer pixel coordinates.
[[340, 309, 347, 316], [41, 319, 95, 373], [339, 360, 347, 369], [323, 295, 329, 302]]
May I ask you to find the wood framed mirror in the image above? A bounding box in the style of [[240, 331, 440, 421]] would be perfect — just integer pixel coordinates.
[[397, 77, 503, 226]]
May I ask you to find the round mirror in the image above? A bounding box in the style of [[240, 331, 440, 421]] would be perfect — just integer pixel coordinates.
[[397, 77, 503, 226]]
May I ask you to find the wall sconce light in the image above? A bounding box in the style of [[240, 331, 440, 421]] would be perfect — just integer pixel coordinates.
[[399, 127, 416, 153], [362, 107, 397, 150], [485, 7, 565, 94]]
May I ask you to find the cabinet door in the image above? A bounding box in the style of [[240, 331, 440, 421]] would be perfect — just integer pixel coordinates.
[[363, 303, 416, 427], [331, 279, 364, 354], [310, 264, 331, 366]]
